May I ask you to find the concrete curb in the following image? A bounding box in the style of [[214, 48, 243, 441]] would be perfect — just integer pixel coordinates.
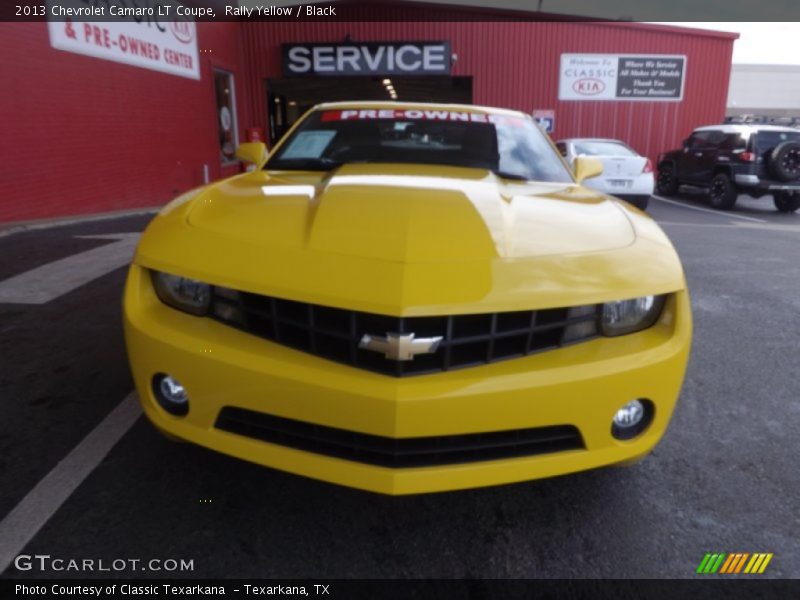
[[0, 207, 160, 238]]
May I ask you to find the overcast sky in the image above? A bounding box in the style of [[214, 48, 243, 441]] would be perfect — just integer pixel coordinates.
[[662, 22, 800, 65], [259, 2, 800, 66]]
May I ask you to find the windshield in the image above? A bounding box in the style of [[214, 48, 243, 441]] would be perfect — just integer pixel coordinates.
[[572, 140, 638, 157], [265, 108, 574, 183]]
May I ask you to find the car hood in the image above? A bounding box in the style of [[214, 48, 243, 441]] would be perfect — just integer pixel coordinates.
[[185, 164, 635, 263], [137, 164, 684, 314]]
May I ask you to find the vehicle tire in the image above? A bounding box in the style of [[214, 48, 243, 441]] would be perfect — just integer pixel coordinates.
[[708, 173, 738, 210], [632, 195, 650, 211], [774, 192, 800, 213], [768, 141, 800, 182], [656, 164, 679, 196]]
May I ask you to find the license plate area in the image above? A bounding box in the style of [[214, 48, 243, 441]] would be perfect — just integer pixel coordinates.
[[607, 179, 632, 188]]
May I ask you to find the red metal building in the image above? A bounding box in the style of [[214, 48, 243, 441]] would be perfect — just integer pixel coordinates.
[[0, 4, 737, 223]]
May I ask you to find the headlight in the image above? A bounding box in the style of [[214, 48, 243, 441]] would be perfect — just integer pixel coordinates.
[[151, 271, 211, 316], [600, 295, 666, 337]]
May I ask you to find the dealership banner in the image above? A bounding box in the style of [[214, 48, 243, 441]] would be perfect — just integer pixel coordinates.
[[559, 54, 686, 102], [46, 0, 200, 80], [282, 42, 451, 76]]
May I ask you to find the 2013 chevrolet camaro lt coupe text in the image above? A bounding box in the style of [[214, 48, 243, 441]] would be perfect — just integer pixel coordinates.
[[123, 102, 692, 495]]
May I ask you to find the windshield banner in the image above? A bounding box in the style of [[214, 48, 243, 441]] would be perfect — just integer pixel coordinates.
[[321, 109, 525, 125]]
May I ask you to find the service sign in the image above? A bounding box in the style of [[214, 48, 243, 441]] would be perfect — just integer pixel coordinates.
[[559, 54, 686, 102], [283, 42, 451, 76], [47, 0, 200, 80]]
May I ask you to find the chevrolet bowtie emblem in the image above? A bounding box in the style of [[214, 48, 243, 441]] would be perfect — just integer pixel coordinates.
[[358, 332, 443, 361]]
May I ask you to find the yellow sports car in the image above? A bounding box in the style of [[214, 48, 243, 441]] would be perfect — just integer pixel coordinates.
[[123, 102, 691, 495]]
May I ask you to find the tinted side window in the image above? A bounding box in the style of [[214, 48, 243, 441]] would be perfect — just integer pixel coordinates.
[[720, 134, 746, 151], [754, 131, 800, 153], [688, 132, 712, 149], [706, 131, 726, 147]]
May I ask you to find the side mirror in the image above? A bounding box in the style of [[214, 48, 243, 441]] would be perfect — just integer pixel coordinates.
[[573, 156, 603, 183], [235, 142, 267, 167]]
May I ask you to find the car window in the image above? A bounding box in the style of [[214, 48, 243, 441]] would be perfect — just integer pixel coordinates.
[[690, 131, 725, 149], [720, 133, 747, 151], [706, 131, 726, 146], [754, 131, 800, 153], [555, 142, 568, 157], [572, 140, 638, 157], [687, 131, 713, 149], [266, 109, 574, 183]]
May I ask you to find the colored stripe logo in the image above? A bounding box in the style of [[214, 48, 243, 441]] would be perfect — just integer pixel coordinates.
[[696, 553, 773, 574]]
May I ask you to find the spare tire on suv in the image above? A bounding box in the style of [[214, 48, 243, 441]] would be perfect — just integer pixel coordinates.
[[768, 141, 800, 182]]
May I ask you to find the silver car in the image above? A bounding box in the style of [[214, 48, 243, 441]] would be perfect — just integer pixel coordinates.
[[556, 138, 654, 210]]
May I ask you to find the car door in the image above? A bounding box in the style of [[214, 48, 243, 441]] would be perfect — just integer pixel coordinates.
[[695, 130, 725, 182], [677, 131, 710, 183]]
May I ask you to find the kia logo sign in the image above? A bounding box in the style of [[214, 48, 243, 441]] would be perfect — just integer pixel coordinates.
[[170, 21, 194, 44], [573, 78, 605, 96]]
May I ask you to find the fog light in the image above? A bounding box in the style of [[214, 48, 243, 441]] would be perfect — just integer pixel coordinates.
[[611, 399, 653, 440], [152, 374, 189, 416]]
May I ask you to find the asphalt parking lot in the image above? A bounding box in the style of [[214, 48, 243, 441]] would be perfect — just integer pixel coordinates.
[[0, 192, 798, 580]]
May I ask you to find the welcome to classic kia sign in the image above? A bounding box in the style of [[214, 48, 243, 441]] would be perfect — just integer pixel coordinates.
[[559, 54, 686, 101], [282, 42, 452, 76], [47, 0, 200, 80]]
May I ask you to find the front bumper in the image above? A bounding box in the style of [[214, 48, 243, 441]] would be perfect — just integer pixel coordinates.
[[123, 264, 692, 495]]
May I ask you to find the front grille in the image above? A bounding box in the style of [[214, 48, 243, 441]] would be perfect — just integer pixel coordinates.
[[216, 407, 585, 469], [211, 288, 598, 377]]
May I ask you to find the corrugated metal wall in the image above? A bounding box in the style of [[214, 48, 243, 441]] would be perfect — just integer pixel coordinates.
[[0, 22, 245, 222], [240, 17, 735, 162]]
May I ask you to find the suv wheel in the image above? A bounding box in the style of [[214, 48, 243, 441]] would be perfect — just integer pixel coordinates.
[[768, 141, 800, 182], [708, 173, 738, 210], [774, 192, 800, 213], [656, 164, 679, 196]]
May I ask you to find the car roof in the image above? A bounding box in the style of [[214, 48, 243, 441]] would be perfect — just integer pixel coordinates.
[[694, 124, 799, 134], [312, 100, 530, 120]]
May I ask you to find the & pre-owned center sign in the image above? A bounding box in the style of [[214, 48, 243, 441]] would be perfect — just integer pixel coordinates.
[[559, 54, 686, 101], [282, 42, 452, 76], [46, 0, 199, 79]]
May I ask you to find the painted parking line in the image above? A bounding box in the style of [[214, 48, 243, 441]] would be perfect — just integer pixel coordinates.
[[652, 195, 767, 224], [0, 393, 142, 575], [659, 220, 800, 233], [0, 233, 139, 304]]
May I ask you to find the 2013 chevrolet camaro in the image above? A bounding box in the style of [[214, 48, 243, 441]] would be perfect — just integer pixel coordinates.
[[123, 102, 692, 495]]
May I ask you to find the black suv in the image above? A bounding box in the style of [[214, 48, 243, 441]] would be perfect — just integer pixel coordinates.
[[656, 125, 800, 212]]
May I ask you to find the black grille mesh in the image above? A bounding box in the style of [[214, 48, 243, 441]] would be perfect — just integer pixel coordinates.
[[210, 288, 598, 377], [216, 407, 584, 468]]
